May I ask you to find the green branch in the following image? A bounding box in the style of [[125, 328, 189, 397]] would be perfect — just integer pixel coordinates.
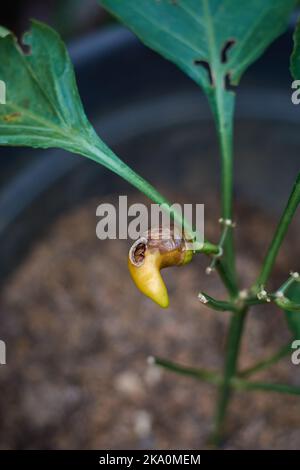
[[212, 85, 237, 290], [274, 296, 300, 313], [211, 307, 247, 445], [238, 343, 291, 378], [233, 378, 300, 396], [215, 259, 239, 297], [149, 356, 222, 386], [198, 292, 237, 312], [254, 173, 300, 289]]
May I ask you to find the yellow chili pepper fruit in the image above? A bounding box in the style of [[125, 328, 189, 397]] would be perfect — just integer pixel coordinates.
[[128, 228, 193, 308]]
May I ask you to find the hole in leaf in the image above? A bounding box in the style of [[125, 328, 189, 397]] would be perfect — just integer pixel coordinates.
[[21, 44, 31, 55], [194, 60, 213, 86], [221, 39, 236, 64], [19, 29, 33, 56], [14, 34, 31, 55], [224, 73, 237, 92], [18, 37, 31, 55]]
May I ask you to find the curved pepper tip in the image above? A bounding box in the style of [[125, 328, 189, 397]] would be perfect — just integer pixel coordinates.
[[128, 228, 192, 308]]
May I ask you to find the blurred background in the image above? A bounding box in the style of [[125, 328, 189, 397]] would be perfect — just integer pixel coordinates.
[[0, 0, 299, 450]]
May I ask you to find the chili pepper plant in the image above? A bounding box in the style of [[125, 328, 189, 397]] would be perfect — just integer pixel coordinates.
[[0, 0, 300, 445]]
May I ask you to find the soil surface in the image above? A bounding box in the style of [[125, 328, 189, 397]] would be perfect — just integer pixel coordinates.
[[0, 190, 299, 450]]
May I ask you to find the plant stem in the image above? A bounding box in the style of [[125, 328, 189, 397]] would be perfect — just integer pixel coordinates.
[[211, 98, 238, 297], [198, 292, 237, 312], [277, 274, 299, 295], [254, 173, 300, 289], [211, 307, 247, 445], [216, 259, 238, 297], [207, 85, 240, 445], [232, 378, 300, 396], [151, 356, 222, 385], [274, 296, 300, 313], [195, 242, 220, 256], [238, 343, 291, 378], [151, 354, 300, 396], [214, 90, 237, 288]]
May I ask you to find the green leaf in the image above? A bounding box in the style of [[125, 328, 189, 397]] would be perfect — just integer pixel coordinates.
[[284, 283, 300, 338], [0, 20, 219, 252], [100, 0, 296, 125], [291, 18, 300, 79], [0, 20, 170, 205]]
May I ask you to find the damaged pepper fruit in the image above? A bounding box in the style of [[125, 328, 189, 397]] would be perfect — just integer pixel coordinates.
[[128, 228, 193, 308]]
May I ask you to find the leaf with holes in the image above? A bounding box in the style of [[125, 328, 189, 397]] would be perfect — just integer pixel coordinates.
[[0, 20, 172, 207], [284, 283, 300, 338], [0, 20, 99, 152], [100, 0, 296, 133]]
